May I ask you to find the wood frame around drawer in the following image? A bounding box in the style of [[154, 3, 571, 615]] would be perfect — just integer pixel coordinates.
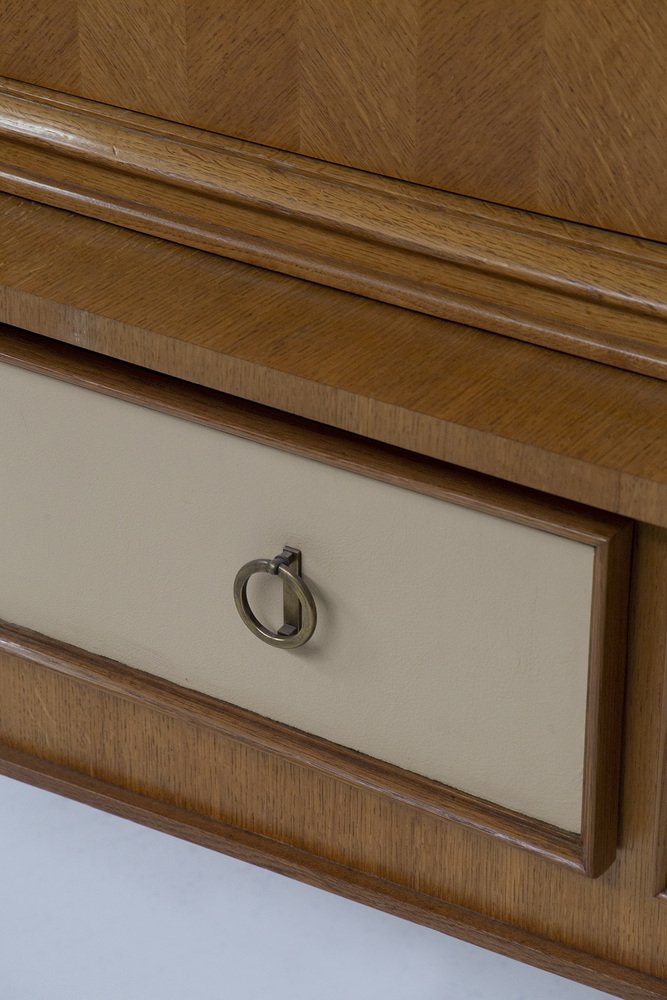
[[0, 331, 631, 878]]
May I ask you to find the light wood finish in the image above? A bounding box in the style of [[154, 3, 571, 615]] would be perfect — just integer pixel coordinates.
[[77, 0, 189, 123], [0, 352, 631, 871], [0, 2, 665, 241], [0, 4, 664, 989], [0, 581, 665, 999], [1, 199, 666, 528], [0, 746, 663, 1000], [0, 0, 80, 92], [1, 77, 666, 380]]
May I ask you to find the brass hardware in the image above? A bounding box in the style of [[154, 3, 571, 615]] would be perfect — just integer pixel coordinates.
[[233, 546, 317, 648]]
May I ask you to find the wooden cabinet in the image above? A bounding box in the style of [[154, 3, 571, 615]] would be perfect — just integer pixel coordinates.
[[1, 1, 665, 240], [0, 4, 666, 997]]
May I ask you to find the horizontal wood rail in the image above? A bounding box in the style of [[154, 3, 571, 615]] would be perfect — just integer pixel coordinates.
[[0, 619, 665, 999], [1, 746, 662, 1000], [0, 76, 666, 379], [0, 197, 666, 528]]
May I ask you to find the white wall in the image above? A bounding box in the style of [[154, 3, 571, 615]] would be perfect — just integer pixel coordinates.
[[0, 775, 613, 1000]]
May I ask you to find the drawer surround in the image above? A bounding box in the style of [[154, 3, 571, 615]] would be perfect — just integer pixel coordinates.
[[0, 342, 630, 877]]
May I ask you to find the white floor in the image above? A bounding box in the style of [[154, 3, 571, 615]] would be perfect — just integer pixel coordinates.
[[0, 774, 613, 1000]]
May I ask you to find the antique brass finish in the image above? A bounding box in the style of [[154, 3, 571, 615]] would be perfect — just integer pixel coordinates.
[[233, 546, 317, 648]]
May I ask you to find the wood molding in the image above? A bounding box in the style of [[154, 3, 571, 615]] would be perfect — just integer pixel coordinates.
[[0, 622, 584, 872], [582, 521, 632, 877], [0, 76, 666, 380], [0, 335, 632, 873], [655, 613, 667, 896], [1, 207, 666, 531], [0, 618, 664, 999], [0, 749, 662, 1000], [658, 724, 667, 896]]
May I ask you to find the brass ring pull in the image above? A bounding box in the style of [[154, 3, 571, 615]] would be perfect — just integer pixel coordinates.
[[233, 545, 317, 648]]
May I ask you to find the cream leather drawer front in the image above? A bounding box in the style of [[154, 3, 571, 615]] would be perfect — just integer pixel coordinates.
[[0, 362, 597, 834]]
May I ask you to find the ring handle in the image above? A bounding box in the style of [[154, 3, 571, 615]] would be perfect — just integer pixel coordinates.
[[233, 545, 317, 648]]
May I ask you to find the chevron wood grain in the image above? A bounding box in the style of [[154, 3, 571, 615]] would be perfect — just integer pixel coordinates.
[[0, 0, 665, 240]]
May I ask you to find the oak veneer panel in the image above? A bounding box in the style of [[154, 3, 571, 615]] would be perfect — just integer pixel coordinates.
[[539, 1, 667, 240], [0, 518, 665, 1000], [417, 0, 544, 207], [1, 0, 666, 238], [78, 0, 188, 122], [299, 0, 417, 177], [186, 0, 300, 149], [0, 198, 666, 528], [0, 0, 80, 92]]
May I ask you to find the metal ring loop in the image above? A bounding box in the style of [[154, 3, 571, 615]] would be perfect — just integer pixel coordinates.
[[233, 546, 317, 649]]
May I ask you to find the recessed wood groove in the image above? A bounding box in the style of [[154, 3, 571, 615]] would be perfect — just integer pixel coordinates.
[[0, 76, 666, 379]]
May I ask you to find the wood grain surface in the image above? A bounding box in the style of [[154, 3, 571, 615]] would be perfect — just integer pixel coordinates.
[[0, 197, 666, 529], [0, 346, 632, 873], [0, 747, 663, 1000], [655, 653, 667, 895], [0, 524, 666, 1000], [0, 1, 665, 241], [1, 77, 666, 379]]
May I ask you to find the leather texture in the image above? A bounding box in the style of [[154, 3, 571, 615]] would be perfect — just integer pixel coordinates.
[[0, 363, 595, 831]]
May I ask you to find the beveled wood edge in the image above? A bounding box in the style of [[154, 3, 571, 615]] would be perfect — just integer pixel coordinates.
[[0, 76, 666, 379], [0, 327, 632, 546], [0, 749, 663, 1000], [582, 524, 634, 876], [0, 619, 584, 872], [654, 640, 667, 896]]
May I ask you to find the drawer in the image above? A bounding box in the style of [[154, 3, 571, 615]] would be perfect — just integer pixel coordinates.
[[0, 359, 630, 874]]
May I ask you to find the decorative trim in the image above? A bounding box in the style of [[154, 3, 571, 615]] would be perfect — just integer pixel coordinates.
[[0, 336, 632, 874], [655, 651, 667, 896], [0, 76, 666, 380], [0, 620, 583, 872], [582, 520, 632, 877]]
